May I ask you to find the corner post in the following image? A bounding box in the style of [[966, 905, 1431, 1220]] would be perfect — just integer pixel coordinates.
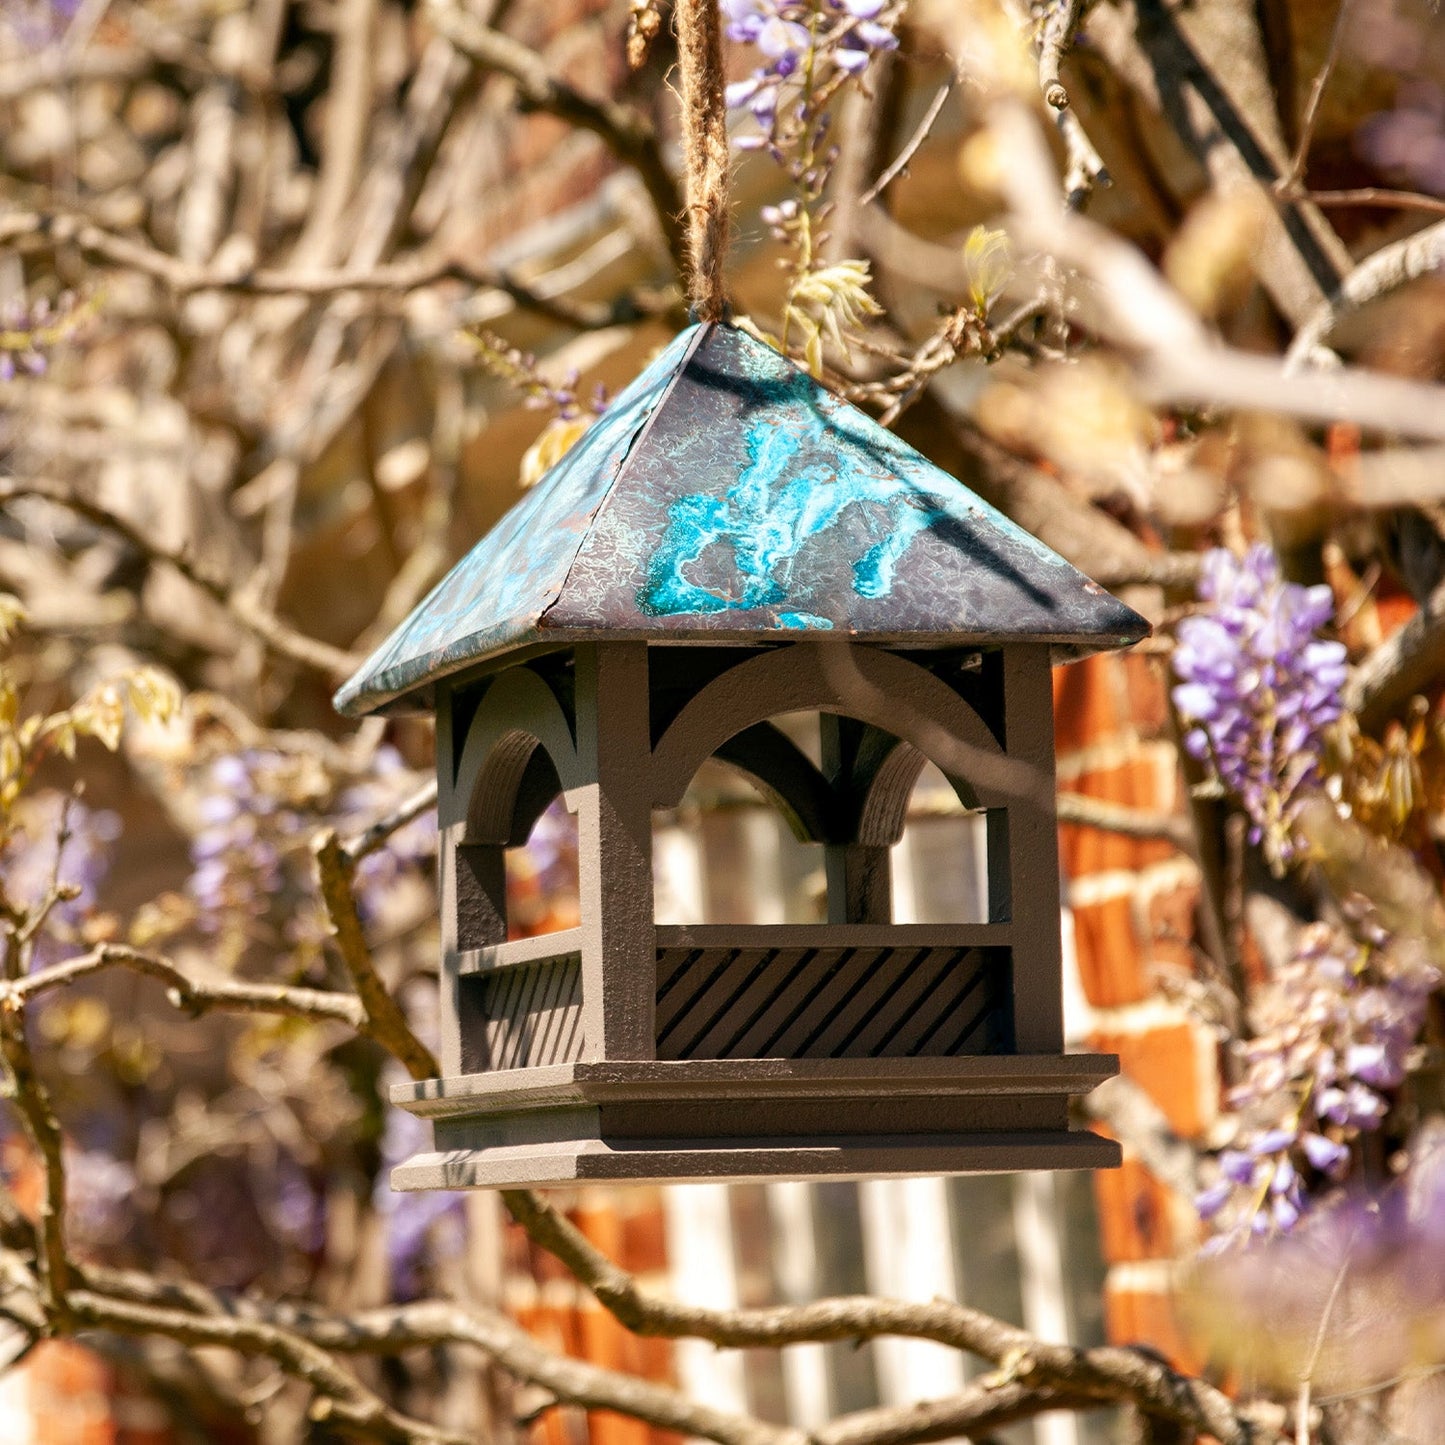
[[436, 688, 493, 1077], [1002, 645, 1063, 1053], [572, 643, 656, 1060]]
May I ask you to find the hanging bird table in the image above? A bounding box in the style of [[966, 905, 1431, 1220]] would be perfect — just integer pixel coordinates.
[[335, 321, 1150, 1188]]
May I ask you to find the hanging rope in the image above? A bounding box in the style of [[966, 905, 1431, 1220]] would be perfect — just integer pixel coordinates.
[[674, 0, 731, 323]]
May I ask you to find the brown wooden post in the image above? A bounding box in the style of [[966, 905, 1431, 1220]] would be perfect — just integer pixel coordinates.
[[436, 692, 472, 1076], [573, 643, 657, 1060], [821, 712, 892, 925], [1001, 645, 1063, 1053]]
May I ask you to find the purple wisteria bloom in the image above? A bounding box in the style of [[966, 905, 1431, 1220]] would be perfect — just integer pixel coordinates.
[[2, 0, 82, 49], [187, 743, 435, 940], [1191, 1127, 1445, 1405], [373, 1100, 465, 1301], [723, 0, 900, 161], [65, 1147, 138, 1252], [1172, 545, 1347, 870], [0, 792, 121, 968], [1195, 920, 1439, 1250]]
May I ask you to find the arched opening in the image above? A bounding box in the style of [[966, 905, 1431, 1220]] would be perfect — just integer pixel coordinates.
[[889, 761, 994, 926], [503, 796, 580, 939], [652, 713, 1004, 930], [654, 757, 826, 926]]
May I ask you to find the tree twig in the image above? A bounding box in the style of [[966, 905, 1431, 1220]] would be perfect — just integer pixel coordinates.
[[8, 944, 369, 1029], [859, 81, 953, 207], [1285, 218, 1445, 371], [423, 1, 687, 276], [0, 481, 358, 679], [340, 781, 439, 866], [1038, 0, 1086, 110], [1281, 0, 1355, 189], [1056, 793, 1195, 852]]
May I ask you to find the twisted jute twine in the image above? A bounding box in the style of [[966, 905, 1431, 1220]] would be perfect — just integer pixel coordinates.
[[674, 0, 731, 323]]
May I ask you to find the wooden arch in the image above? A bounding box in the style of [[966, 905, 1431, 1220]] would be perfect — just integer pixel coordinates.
[[651, 646, 1009, 829], [448, 668, 582, 843]]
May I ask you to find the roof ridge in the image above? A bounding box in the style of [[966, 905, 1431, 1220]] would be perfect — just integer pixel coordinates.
[[537, 322, 714, 635]]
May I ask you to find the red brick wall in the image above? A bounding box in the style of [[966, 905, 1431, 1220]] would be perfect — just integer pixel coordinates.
[[1055, 651, 1216, 1367]]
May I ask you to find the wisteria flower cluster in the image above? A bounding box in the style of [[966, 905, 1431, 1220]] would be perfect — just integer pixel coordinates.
[[0, 292, 87, 381], [335, 747, 440, 920], [1172, 545, 1348, 871], [187, 743, 436, 950], [374, 1100, 466, 1301], [1195, 920, 1438, 1248], [723, 0, 900, 171], [1352, 0, 1445, 198], [0, 791, 121, 968], [462, 326, 607, 421], [1191, 1126, 1445, 1400], [1, 0, 80, 49]]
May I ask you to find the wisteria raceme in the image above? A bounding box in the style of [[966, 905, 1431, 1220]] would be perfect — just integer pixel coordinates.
[[187, 749, 314, 936], [1191, 1126, 1445, 1399], [1171, 545, 1347, 870], [186, 743, 436, 942], [1, 0, 80, 48], [1195, 920, 1438, 1249], [335, 745, 439, 922], [0, 791, 121, 968], [0, 292, 86, 380], [1352, 0, 1445, 197], [723, 0, 900, 167], [64, 1147, 138, 1253]]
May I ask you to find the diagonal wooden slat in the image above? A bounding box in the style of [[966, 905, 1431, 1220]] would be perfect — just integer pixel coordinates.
[[653, 946, 1013, 1061]]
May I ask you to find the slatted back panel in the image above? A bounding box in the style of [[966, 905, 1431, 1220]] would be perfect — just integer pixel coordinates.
[[463, 959, 586, 1070], [655, 946, 1012, 1060]]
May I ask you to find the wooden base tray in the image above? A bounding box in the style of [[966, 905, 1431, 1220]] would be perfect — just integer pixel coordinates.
[[388, 1055, 1121, 1188]]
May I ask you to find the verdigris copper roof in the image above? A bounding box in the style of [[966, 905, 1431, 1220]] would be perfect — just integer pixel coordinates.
[[336, 322, 1150, 716]]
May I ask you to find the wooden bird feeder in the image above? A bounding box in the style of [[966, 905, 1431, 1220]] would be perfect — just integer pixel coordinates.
[[335, 323, 1149, 1188]]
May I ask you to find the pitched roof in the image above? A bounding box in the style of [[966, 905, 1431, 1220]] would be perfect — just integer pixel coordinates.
[[336, 323, 1149, 715]]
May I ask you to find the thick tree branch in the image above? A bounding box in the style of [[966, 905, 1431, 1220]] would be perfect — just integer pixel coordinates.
[[0, 211, 668, 326], [0, 1000, 72, 1310], [65, 1290, 465, 1444], [496, 1191, 1255, 1442], [313, 831, 439, 1081], [1344, 576, 1445, 731], [70, 1263, 1279, 1445]]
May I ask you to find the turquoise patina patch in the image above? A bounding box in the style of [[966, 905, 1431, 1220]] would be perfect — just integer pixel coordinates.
[[637, 370, 948, 619]]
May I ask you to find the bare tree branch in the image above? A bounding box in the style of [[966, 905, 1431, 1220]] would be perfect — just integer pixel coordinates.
[[0, 481, 358, 679], [8, 945, 368, 1029], [423, 1, 686, 275], [313, 831, 440, 1080]]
